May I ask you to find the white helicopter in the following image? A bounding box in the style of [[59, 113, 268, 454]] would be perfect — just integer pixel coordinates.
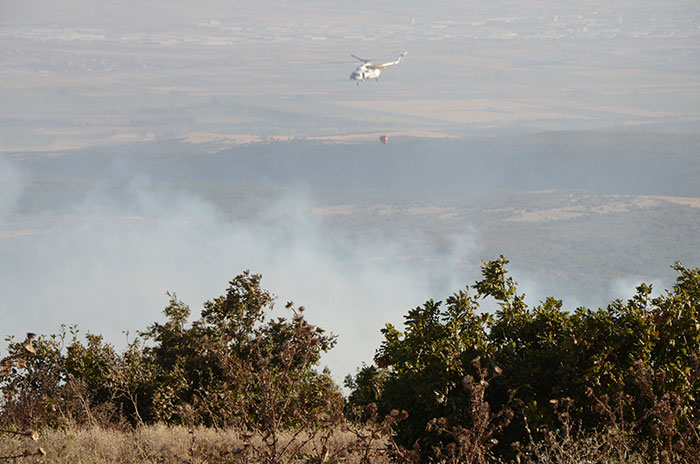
[[350, 52, 407, 84]]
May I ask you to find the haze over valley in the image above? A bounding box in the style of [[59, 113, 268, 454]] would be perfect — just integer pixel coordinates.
[[3, 0, 699, 150]]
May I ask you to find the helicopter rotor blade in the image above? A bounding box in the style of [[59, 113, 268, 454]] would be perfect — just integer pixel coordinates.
[[318, 60, 358, 64], [351, 54, 369, 62]]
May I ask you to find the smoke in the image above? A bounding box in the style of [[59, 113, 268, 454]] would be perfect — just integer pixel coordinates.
[[0, 156, 681, 386], [608, 276, 667, 303], [498, 264, 667, 315], [0, 158, 25, 221], [0, 166, 480, 383]]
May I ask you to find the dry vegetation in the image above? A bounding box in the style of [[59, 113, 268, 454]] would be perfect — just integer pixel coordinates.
[[0, 417, 682, 463], [1, 424, 392, 464]]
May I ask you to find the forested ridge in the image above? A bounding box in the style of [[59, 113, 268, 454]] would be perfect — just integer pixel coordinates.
[[2, 257, 700, 463]]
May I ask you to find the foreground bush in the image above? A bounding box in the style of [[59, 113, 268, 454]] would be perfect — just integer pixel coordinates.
[[1, 272, 340, 435], [348, 257, 700, 462]]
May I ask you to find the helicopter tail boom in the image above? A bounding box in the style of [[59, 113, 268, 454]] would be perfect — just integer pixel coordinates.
[[378, 51, 408, 68]]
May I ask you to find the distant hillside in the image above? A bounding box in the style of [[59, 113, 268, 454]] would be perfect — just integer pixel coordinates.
[[13, 131, 700, 197]]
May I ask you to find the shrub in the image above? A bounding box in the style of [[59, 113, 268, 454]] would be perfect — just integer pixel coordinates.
[[0, 271, 340, 433], [347, 257, 700, 461]]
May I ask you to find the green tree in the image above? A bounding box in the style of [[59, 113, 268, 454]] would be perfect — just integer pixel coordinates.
[[370, 281, 492, 455], [347, 257, 700, 461], [1, 271, 341, 433]]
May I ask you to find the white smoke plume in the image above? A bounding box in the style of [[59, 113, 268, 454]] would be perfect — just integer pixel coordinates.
[[608, 276, 667, 303], [0, 165, 480, 383], [0, 158, 25, 221]]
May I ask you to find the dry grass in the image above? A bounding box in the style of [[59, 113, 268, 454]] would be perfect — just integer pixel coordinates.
[[520, 427, 650, 464], [0, 423, 674, 464], [0, 424, 392, 464]]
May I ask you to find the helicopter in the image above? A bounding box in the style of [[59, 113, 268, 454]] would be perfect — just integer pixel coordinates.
[[350, 52, 407, 84]]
